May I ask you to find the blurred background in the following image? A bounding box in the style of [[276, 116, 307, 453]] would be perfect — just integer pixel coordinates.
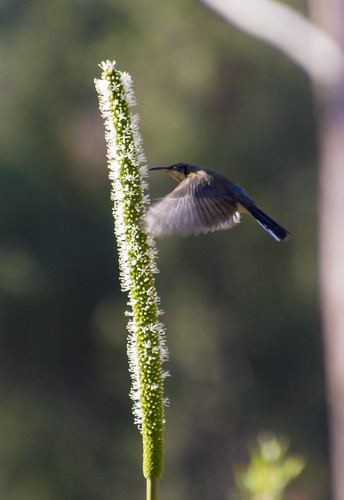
[[0, 0, 326, 498]]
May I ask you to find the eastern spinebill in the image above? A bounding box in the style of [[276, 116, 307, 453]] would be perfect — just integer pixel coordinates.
[[145, 163, 289, 241]]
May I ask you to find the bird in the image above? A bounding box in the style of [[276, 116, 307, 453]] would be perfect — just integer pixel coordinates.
[[145, 162, 289, 241]]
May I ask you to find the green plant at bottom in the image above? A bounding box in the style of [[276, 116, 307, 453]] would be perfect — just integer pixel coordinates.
[[234, 432, 306, 500]]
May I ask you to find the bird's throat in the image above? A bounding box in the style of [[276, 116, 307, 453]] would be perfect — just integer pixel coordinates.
[[168, 171, 186, 183]]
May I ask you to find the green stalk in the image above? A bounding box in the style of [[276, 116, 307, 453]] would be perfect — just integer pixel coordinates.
[[95, 61, 168, 497], [146, 478, 159, 500]]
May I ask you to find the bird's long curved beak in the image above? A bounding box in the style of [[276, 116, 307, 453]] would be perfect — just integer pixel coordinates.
[[149, 167, 169, 171]]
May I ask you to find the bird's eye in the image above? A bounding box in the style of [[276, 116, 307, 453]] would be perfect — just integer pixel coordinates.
[[171, 164, 187, 175]]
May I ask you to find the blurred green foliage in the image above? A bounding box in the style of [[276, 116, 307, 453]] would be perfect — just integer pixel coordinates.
[[0, 0, 326, 499], [233, 432, 306, 499]]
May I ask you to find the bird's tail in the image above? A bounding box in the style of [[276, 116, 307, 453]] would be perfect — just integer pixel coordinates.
[[246, 204, 290, 241]]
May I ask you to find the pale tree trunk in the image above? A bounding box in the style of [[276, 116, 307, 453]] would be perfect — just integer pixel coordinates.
[[311, 2, 344, 499]]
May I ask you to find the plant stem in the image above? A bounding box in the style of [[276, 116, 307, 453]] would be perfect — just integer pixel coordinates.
[[146, 478, 159, 500]]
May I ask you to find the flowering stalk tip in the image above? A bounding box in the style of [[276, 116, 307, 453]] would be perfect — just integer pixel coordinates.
[[95, 60, 168, 482]]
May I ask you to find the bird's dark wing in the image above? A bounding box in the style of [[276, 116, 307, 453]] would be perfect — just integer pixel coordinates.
[[145, 174, 240, 237]]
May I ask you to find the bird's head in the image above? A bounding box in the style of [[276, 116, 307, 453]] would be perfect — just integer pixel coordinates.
[[149, 163, 199, 183]]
